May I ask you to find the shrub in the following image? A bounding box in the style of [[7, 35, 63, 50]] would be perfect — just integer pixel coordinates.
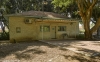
[[0, 32, 9, 40]]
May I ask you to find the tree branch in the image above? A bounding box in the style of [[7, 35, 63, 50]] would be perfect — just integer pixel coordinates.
[[91, 17, 100, 33], [83, 0, 89, 9], [89, 0, 97, 10], [76, 0, 84, 17], [85, 0, 97, 22], [87, 0, 91, 6]]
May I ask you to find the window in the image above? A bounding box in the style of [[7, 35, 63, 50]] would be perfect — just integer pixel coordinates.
[[16, 27, 21, 33], [58, 26, 66, 31], [40, 26, 50, 32]]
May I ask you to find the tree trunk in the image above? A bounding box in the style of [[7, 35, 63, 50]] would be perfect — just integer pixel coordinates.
[[97, 26, 100, 37], [83, 17, 100, 40], [84, 25, 92, 39], [76, 0, 97, 40], [83, 18, 92, 39], [91, 18, 100, 33]]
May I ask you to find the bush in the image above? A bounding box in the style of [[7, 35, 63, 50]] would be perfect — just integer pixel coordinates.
[[0, 32, 9, 40], [76, 34, 85, 40]]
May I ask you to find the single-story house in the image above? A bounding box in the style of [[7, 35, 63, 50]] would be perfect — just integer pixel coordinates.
[[5, 11, 79, 42]]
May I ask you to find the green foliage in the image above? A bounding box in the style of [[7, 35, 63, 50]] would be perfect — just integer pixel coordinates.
[[76, 34, 85, 40], [0, 32, 9, 40], [52, 0, 80, 19], [52, 0, 74, 13], [92, 2, 100, 21], [0, 0, 53, 14], [52, 0, 73, 8]]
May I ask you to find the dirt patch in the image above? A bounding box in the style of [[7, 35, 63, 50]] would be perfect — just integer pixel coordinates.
[[0, 40, 100, 62]]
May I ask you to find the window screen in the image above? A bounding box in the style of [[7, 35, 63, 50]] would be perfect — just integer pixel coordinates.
[[40, 26, 50, 32], [58, 26, 66, 31]]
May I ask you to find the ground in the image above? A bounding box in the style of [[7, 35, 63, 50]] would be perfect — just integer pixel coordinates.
[[0, 40, 100, 62]]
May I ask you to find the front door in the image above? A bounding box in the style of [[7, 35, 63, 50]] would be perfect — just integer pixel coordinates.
[[52, 26, 56, 39]]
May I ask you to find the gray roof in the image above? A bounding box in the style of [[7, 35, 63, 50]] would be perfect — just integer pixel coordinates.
[[5, 11, 67, 19]]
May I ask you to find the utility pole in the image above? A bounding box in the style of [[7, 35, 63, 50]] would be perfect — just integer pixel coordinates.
[[42, 0, 44, 40]]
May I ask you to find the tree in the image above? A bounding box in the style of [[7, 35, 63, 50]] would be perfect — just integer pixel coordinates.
[[52, 0, 100, 39], [52, 0, 80, 18], [52, 0, 73, 13], [76, 0, 100, 39], [43, 0, 53, 12], [92, 1, 100, 36]]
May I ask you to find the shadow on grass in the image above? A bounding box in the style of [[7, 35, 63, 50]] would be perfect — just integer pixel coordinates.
[[0, 41, 57, 59]]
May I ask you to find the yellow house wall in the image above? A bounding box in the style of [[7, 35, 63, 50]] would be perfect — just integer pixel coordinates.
[[9, 16, 37, 42], [36, 20, 79, 39], [9, 16, 79, 42], [35, 22, 51, 40]]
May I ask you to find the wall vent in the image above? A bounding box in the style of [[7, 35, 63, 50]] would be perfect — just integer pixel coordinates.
[[24, 19, 32, 24]]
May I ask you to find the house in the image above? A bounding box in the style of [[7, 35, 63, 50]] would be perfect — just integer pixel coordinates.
[[5, 11, 79, 42]]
